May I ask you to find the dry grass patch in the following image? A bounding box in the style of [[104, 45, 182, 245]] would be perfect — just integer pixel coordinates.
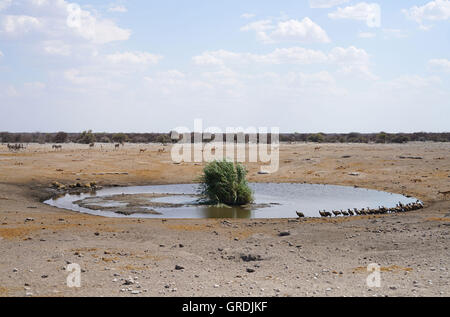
[[352, 265, 413, 274]]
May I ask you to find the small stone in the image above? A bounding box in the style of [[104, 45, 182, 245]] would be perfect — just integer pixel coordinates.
[[175, 265, 184, 270], [246, 268, 255, 273], [13, 268, 18, 273], [279, 232, 290, 237], [123, 278, 134, 285]]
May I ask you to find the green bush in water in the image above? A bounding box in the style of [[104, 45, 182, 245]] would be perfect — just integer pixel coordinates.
[[199, 160, 253, 206]]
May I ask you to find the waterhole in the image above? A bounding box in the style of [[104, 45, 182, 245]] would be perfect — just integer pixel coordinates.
[[44, 183, 418, 219]]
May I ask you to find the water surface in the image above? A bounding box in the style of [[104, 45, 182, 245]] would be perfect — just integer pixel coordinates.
[[44, 183, 418, 219]]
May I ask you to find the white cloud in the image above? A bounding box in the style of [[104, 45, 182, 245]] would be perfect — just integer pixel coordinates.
[[30, 0, 49, 6], [106, 51, 162, 65], [193, 47, 329, 66], [0, 1, 131, 44], [329, 46, 377, 80], [193, 50, 241, 66], [382, 75, 441, 91], [241, 13, 255, 19], [2, 15, 41, 34], [42, 40, 71, 56], [5, 85, 19, 97], [0, 0, 11, 11], [287, 71, 339, 91], [66, 3, 131, 44], [329, 2, 381, 28], [64, 68, 99, 85], [24, 81, 46, 90], [382, 28, 408, 39], [261, 47, 329, 64], [403, 0, 450, 29], [358, 31, 376, 38], [194, 46, 377, 80], [108, 5, 127, 13], [428, 58, 450, 73], [241, 17, 330, 44], [309, 0, 350, 9], [272, 18, 331, 43], [240, 20, 273, 32]]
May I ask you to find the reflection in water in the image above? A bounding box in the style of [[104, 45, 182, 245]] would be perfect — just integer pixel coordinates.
[[44, 183, 419, 219], [198, 206, 252, 219]]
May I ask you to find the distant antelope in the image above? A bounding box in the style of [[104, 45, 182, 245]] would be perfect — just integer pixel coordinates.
[[52, 145, 62, 151], [89, 143, 95, 148], [314, 146, 321, 151], [438, 191, 450, 199], [114, 143, 120, 150], [139, 149, 147, 153], [7, 144, 24, 151], [158, 148, 165, 154]]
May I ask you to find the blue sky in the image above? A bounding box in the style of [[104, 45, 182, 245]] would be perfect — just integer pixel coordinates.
[[0, 0, 449, 133]]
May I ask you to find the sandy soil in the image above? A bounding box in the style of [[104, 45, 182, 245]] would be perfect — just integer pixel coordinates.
[[0, 142, 449, 297]]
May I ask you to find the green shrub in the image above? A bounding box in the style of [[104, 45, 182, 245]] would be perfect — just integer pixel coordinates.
[[53, 132, 68, 143], [98, 136, 111, 143], [78, 130, 96, 144], [112, 133, 129, 144], [391, 134, 409, 144], [156, 134, 172, 144], [307, 133, 324, 143], [199, 160, 253, 206], [376, 132, 388, 144]]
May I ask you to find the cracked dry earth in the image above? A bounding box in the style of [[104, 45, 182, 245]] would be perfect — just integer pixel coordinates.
[[0, 142, 449, 297]]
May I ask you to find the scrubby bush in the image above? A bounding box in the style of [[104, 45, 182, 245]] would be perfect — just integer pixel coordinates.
[[98, 136, 111, 143], [375, 132, 388, 144], [77, 130, 96, 144], [307, 133, 324, 143], [199, 160, 253, 206], [391, 134, 410, 144], [53, 132, 68, 143], [156, 134, 172, 144], [112, 133, 129, 144]]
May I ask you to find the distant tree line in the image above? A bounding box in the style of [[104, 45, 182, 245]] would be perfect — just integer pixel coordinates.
[[0, 131, 449, 144], [278, 132, 450, 144]]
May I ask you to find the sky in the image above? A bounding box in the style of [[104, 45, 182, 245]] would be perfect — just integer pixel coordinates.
[[0, 0, 449, 133]]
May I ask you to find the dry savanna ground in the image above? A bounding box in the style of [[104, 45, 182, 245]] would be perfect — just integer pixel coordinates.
[[0, 142, 449, 297]]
